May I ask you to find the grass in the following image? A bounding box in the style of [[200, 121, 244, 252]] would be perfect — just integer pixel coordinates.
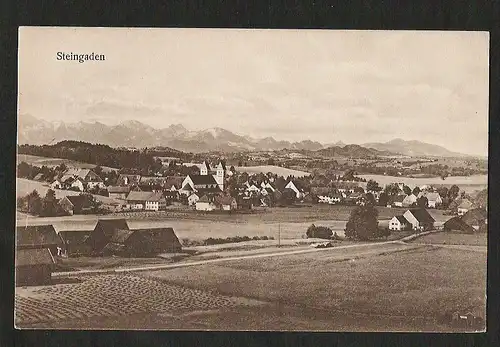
[[143, 244, 486, 320], [412, 231, 487, 246], [17, 154, 118, 172]]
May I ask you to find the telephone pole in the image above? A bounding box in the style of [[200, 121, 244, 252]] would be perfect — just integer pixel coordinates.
[[278, 223, 281, 248]]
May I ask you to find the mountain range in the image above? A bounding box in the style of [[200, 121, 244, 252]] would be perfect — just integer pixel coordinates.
[[18, 114, 472, 157]]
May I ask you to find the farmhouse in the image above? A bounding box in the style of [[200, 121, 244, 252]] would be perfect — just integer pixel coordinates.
[[16, 224, 66, 256], [443, 217, 475, 234], [58, 229, 93, 256], [285, 180, 305, 199], [64, 168, 105, 190], [70, 178, 85, 192], [50, 179, 62, 189], [58, 195, 94, 215], [85, 219, 130, 255], [461, 208, 487, 231], [102, 227, 182, 257], [392, 195, 406, 208], [215, 195, 238, 211], [164, 176, 184, 192], [403, 209, 435, 231], [107, 186, 131, 200], [418, 192, 443, 208], [126, 191, 166, 211], [402, 194, 418, 207], [188, 193, 200, 206], [196, 194, 217, 211], [16, 248, 55, 286], [457, 199, 474, 216], [117, 174, 141, 187], [389, 215, 410, 231]]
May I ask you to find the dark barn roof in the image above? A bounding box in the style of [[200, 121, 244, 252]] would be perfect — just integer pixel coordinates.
[[94, 219, 129, 238], [409, 208, 435, 224], [16, 248, 55, 267], [461, 208, 487, 226], [395, 215, 409, 224], [16, 225, 62, 248], [104, 227, 181, 256], [444, 217, 475, 233]]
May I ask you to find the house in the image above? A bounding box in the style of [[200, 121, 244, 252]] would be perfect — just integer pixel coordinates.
[[107, 186, 131, 200], [164, 190, 180, 203], [16, 224, 66, 256], [402, 194, 418, 207], [58, 195, 94, 215], [188, 193, 200, 206], [261, 181, 276, 192], [64, 168, 105, 190], [389, 215, 410, 231], [16, 248, 55, 286], [164, 176, 184, 192], [215, 195, 238, 211], [58, 229, 93, 256], [126, 191, 166, 211], [50, 179, 62, 190], [33, 173, 44, 181], [285, 180, 305, 199], [59, 174, 75, 189], [70, 178, 85, 192], [461, 208, 487, 231], [403, 208, 435, 231], [116, 174, 141, 187], [86, 219, 129, 255], [196, 195, 217, 211], [418, 192, 443, 208], [443, 217, 475, 234], [457, 199, 474, 216], [102, 227, 182, 257], [392, 195, 407, 207]]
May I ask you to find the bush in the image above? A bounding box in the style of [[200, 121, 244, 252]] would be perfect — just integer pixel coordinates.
[[306, 224, 333, 239], [203, 235, 273, 246]]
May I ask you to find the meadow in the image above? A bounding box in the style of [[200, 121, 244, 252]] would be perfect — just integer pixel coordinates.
[[235, 165, 311, 177], [142, 243, 486, 331], [16, 154, 118, 172]]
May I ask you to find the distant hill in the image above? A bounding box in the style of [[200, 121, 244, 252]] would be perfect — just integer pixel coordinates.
[[362, 138, 471, 158], [314, 144, 393, 158]]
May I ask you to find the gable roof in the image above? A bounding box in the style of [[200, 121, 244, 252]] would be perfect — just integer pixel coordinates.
[[408, 208, 435, 224], [164, 176, 184, 189], [65, 168, 102, 182], [107, 186, 131, 194], [94, 219, 129, 238], [64, 195, 93, 210], [109, 229, 136, 244], [461, 208, 487, 225], [458, 199, 474, 209], [16, 248, 55, 267], [393, 195, 407, 203], [423, 192, 442, 202], [444, 216, 475, 233], [126, 191, 164, 202], [394, 215, 409, 224], [58, 230, 93, 244], [117, 174, 141, 185], [189, 174, 218, 186], [16, 225, 62, 248]]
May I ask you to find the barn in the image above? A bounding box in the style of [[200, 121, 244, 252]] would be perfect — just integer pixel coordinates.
[[85, 219, 130, 255], [16, 248, 55, 286], [443, 217, 475, 234], [58, 229, 94, 256], [16, 224, 66, 256], [103, 227, 182, 257]]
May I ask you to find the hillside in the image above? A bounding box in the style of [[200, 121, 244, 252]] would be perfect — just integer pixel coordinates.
[[314, 144, 392, 158], [362, 139, 471, 158]]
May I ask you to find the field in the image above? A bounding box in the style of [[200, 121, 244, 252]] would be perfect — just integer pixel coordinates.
[[17, 154, 118, 172], [15, 239, 486, 331], [412, 231, 487, 246], [235, 165, 311, 177], [358, 174, 487, 194]]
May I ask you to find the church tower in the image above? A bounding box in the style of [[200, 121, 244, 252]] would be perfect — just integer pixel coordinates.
[[214, 162, 225, 191], [200, 161, 210, 176]]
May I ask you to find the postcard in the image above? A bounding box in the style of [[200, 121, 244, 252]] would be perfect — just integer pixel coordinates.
[[15, 27, 488, 331]]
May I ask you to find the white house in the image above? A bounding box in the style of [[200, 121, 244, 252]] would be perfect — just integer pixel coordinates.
[[50, 180, 62, 190], [188, 193, 200, 206], [392, 195, 406, 207], [402, 194, 418, 207], [196, 195, 217, 211], [389, 215, 410, 231], [418, 192, 443, 208], [126, 191, 166, 211], [70, 178, 85, 192], [285, 181, 305, 199], [215, 195, 238, 211]]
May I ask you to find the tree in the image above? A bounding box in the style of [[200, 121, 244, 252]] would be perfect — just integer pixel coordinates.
[[306, 224, 333, 239], [403, 185, 412, 195], [280, 189, 296, 206], [26, 189, 42, 215], [364, 192, 376, 206], [366, 179, 382, 192], [417, 196, 428, 208], [344, 205, 379, 241], [40, 189, 59, 217], [412, 187, 421, 196], [384, 183, 401, 197], [378, 192, 389, 206], [448, 185, 460, 201]]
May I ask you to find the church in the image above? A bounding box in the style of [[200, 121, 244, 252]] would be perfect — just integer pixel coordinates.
[[180, 160, 226, 196]]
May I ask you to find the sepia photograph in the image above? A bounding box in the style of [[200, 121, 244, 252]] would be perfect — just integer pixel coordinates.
[[15, 27, 488, 331]]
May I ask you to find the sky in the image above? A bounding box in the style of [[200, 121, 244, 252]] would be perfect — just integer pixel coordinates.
[[18, 28, 489, 156]]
